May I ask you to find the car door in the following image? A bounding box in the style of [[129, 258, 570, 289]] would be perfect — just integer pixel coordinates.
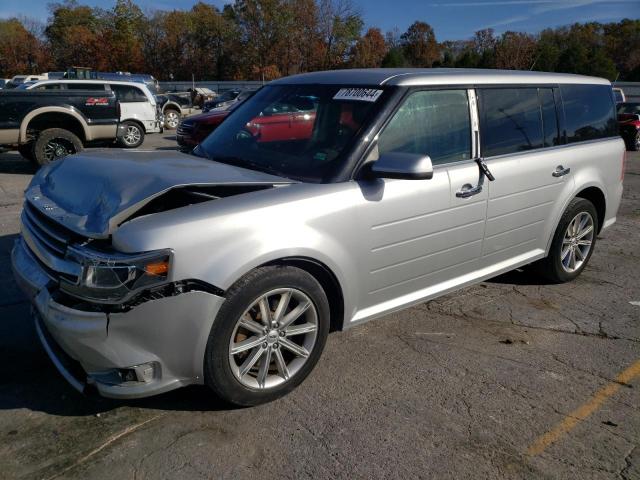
[[358, 89, 488, 314], [479, 87, 573, 265]]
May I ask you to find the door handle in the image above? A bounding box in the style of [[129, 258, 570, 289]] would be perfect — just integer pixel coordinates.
[[456, 183, 483, 198], [552, 165, 571, 177]]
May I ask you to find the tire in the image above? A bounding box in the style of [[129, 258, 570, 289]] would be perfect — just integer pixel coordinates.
[[32, 128, 83, 167], [18, 143, 35, 162], [630, 131, 640, 152], [118, 121, 145, 148], [164, 109, 180, 129], [534, 198, 598, 283], [204, 265, 330, 406]]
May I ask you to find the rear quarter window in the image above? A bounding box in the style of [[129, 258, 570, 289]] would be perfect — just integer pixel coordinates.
[[560, 84, 617, 143]]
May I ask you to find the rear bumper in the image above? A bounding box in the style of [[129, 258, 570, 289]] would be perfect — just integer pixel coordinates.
[[12, 237, 225, 399]]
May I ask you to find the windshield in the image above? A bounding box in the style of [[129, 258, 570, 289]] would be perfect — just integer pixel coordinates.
[[195, 84, 383, 182], [619, 103, 640, 114]]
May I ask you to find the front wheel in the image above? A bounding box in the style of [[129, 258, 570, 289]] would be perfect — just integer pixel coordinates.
[[204, 266, 330, 406], [164, 109, 180, 129], [118, 121, 145, 148], [32, 128, 83, 166], [534, 198, 598, 283]]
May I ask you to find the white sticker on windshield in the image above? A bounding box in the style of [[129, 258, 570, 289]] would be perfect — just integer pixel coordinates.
[[333, 88, 383, 102]]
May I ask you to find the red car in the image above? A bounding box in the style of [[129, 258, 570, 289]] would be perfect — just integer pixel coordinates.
[[618, 102, 640, 151], [177, 96, 317, 151], [176, 95, 363, 152]]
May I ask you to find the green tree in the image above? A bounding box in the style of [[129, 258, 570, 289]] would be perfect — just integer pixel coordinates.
[[381, 46, 407, 67]]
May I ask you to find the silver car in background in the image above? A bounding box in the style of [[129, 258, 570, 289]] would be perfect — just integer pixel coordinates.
[[12, 69, 624, 405]]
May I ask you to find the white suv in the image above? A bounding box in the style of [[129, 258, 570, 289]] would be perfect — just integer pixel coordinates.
[[27, 79, 163, 148]]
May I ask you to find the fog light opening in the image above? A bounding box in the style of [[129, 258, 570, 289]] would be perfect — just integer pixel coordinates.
[[118, 362, 158, 384]]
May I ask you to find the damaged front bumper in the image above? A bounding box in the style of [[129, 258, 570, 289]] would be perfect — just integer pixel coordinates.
[[12, 238, 225, 399]]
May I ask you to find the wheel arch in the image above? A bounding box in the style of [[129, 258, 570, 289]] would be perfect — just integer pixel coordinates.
[[121, 118, 147, 133], [575, 186, 606, 233], [21, 108, 88, 143], [259, 256, 345, 332]]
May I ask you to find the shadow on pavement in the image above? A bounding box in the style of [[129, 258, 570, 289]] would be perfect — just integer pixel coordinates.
[[0, 152, 37, 175], [487, 267, 552, 286]]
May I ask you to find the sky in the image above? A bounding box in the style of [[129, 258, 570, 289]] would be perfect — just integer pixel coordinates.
[[1, 0, 639, 40]]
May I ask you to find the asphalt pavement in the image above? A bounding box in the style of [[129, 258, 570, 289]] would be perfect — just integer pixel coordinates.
[[0, 133, 638, 479]]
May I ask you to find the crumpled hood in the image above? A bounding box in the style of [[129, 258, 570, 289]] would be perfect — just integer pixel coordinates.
[[25, 149, 293, 238]]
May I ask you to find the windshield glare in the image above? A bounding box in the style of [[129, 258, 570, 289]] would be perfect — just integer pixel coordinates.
[[196, 85, 381, 182]]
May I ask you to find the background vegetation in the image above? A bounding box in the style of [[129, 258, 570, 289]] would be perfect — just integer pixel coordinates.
[[0, 0, 638, 81]]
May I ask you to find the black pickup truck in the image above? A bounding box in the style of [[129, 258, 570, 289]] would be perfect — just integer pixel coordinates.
[[0, 90, 120, 165]]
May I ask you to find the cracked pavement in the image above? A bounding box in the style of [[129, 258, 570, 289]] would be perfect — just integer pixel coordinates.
[[0, 137, 638, 479]]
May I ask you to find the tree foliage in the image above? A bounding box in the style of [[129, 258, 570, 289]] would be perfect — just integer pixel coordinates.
[[0, 1, 638, 82]]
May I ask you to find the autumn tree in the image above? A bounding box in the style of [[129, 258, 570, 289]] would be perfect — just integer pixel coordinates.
[[400, 21, 440, 67], [0, 18, 50, 76], [350, 27, 387, 68]]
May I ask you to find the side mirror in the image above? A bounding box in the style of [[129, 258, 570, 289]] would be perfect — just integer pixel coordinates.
[[371, 152, 434, 180]]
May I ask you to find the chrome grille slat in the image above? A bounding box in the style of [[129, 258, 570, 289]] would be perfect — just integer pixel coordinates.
[[20, 201, 84, 282], [22, 215, 65, 256], [24, 203, 68, 245], [22, 212, 66, 255]]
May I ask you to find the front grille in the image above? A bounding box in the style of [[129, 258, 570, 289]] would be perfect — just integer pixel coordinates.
[[21, 201, 84, 282], [177, 123, 193, 136]]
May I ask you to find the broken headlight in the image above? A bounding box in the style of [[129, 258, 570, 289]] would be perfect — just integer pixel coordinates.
[[61, 247, 172, 303]]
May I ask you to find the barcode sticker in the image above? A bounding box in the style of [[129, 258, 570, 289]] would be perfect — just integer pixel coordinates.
[[333, 88, 383, 102]]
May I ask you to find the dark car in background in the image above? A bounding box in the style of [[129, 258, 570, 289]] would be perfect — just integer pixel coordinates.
[[156, 92, 197, 129], [177, 109, 231, 152], [202, 89, 254, 112], [618, 102, 640, 151], [0, 89, 120, 165]]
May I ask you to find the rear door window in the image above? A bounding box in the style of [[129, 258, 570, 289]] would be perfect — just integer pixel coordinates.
[[378, 89, 472, 165], [110, 84, 148, 102], [479, 88, 543, 157], [560, 84, 617, 143]]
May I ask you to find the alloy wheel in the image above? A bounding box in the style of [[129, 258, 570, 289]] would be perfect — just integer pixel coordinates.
[[123, 125, 142, 146], [43, 138, 75, 162], [560, 211, 594, 273], [165, 111, 179, 129], [228, 288, 318, 389]]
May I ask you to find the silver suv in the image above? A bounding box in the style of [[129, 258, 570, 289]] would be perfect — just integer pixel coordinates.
[[12, 69, 624, 405]]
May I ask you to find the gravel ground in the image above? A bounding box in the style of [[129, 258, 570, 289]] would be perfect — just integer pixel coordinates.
[[0, 134, 638, 480]]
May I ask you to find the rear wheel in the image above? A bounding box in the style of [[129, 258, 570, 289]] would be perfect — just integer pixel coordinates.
[[164, 109, 180, 129], [204, 266, 330, 406], [32, 128, 83, 166], [534, 198, 598, 283], [118, 121, 145, 148]]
